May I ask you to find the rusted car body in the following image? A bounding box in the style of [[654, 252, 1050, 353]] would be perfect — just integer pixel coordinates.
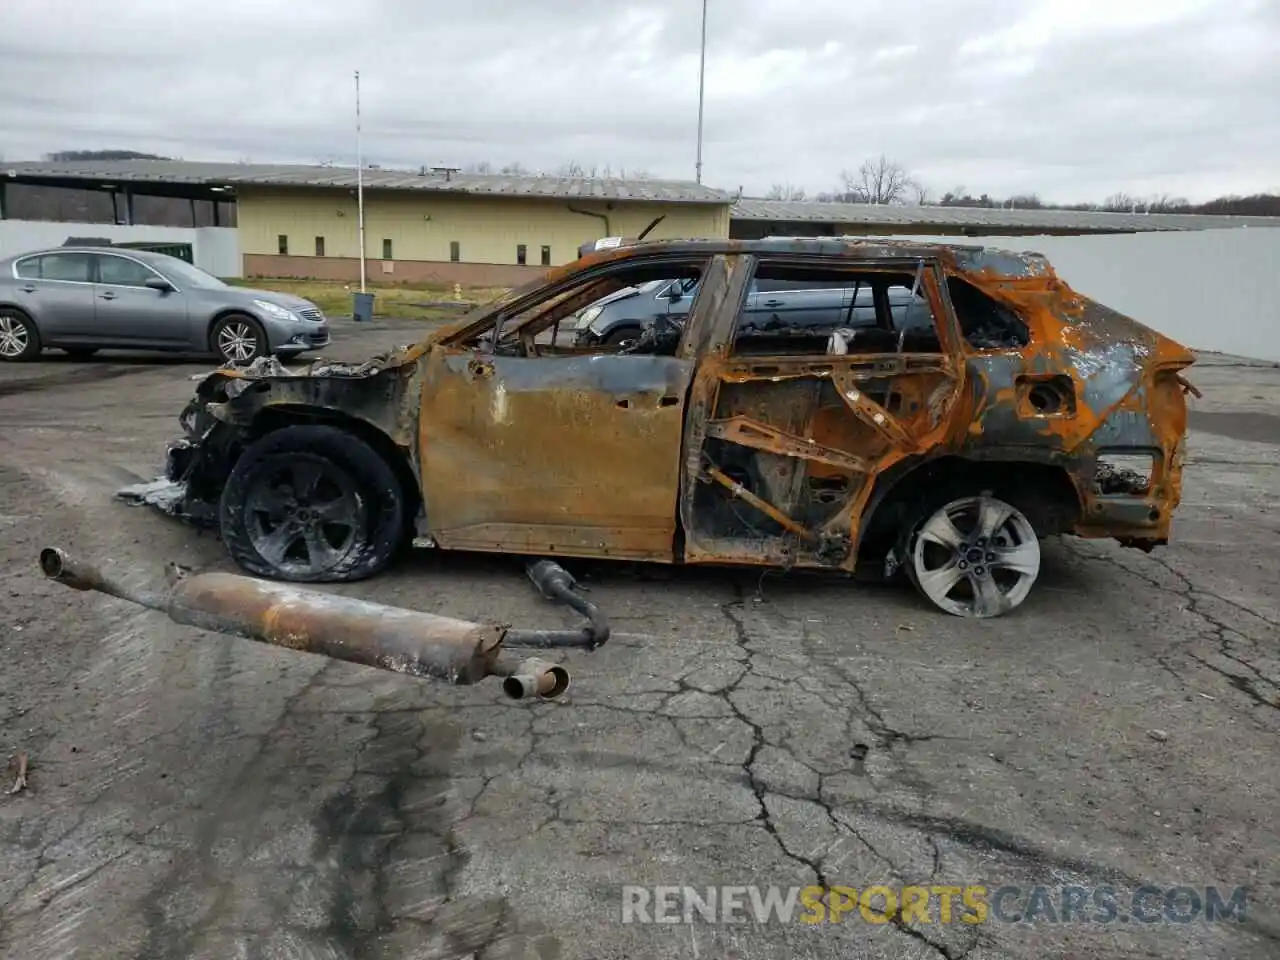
[[121, 238, 1198, 617]]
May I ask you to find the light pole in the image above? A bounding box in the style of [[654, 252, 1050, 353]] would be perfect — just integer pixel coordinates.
[[355, 70, 367, 294], [695, 0, 707, 184]]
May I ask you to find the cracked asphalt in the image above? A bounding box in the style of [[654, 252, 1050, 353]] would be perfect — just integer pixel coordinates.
[[0, 320, 1277, 960]]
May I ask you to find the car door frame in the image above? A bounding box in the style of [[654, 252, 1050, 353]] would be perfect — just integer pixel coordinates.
[[676, 251, 970, 570], [416, 249, 737, 561], [91, 252, 191, 349], [9, 252, 99, 343]]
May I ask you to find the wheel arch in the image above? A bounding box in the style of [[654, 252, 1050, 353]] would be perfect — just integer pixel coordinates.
[[0, 302, 35, 320], [0, 302, 41, 359], [246, 404, 421, 517], [856, 454, 1083, 559]]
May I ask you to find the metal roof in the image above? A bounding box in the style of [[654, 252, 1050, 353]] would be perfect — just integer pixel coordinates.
[[730, 198, 1280, 233], [1, 159, 733, 205]]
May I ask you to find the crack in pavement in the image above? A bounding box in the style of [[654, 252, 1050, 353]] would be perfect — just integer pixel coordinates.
[[1064, 540, 1278, 714], [715, 586, 974, 960]]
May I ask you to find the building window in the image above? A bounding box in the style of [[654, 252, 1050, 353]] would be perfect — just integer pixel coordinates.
[[382, 238, 393, 260], [314, 236, 325, 257], [278, 235, 289, 255], [516, 244, 527, 265], [541, 245, 551, 266], [450, 241, 461, 262]]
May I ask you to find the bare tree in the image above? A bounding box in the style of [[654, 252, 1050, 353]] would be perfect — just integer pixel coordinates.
[[1006, 193, 1044, 209], [765, 182, 807, 201], [1102, 191, 1139, 212], [910, 180, 931, 205], [837, 155, 914, 204], [1147, 193, 1189, 212], [500, 161, 529, 176]]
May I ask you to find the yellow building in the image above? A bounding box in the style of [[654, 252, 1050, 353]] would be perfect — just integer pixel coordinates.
[[237, 177, 732, 286], [0, 160, 733, 286]]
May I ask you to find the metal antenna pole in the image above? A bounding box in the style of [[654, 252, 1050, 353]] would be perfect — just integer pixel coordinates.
[[695, 0, 707, 184], [355, 70, 367, 294]]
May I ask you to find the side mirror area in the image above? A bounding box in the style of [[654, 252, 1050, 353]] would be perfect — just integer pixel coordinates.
[[144, 277, 175, 292]]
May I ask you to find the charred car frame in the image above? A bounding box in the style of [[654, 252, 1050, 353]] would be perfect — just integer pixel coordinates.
[[120, 238, 1199, 618]]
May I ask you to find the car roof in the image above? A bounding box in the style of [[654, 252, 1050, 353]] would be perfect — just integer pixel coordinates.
[[577, 236, 1055, 281], [1, 246, 173, 264]]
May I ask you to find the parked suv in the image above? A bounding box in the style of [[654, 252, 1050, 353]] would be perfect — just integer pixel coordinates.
[[0, 246, 329, 364], [573, 275, 934, 349], [121, 236, 1198, 619]]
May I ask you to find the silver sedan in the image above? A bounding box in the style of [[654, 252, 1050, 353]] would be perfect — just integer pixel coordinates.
[[0, 246, 330, 363]]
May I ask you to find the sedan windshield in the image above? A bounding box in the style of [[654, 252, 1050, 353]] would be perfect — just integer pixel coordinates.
[[155, 257, 228, 290]]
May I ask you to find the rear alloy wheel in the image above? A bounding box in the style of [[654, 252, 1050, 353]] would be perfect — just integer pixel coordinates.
[[0, 310, 40, 362], [212, 314, 267, 365], [219, 425, 406, 582], [905, 494, 1041, 618]]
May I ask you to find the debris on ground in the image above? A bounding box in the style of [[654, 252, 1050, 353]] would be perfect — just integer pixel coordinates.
[[1148, 728, 1170, 743], [8, 752, 28, 795]]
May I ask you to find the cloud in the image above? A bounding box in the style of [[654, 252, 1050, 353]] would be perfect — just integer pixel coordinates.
[[0, 0, 1275, 202]]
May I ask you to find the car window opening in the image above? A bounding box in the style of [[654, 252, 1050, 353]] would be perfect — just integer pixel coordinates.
[[947, 277, 1031, 349], [465, 258, 710, 359], [730, 262, 945, 357]]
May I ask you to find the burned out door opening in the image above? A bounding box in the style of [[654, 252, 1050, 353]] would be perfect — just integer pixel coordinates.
[[679, 255, 966, 570]]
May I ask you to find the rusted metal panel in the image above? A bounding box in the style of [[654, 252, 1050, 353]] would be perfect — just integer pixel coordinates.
[[705, 415, 871, 473], [417, 347, 694, 559]]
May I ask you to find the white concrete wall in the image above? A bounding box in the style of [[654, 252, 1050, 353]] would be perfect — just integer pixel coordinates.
[[887, 227, 1280, 362], [0, 220, 241, 278]]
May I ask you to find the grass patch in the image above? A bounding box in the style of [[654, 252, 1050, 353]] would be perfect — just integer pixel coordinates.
[[226, 278, 510, 321]]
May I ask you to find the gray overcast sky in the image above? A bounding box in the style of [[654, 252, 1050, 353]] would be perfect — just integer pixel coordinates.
[[2, 0, 1277, 202]]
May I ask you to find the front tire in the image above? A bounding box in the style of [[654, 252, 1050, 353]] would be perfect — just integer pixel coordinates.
[[0, 309, 41, 362], [219, 425, 407, 582], [602, 325, 643, 349], [900, 492, 1041, 618], [211, 313, 268, 366]]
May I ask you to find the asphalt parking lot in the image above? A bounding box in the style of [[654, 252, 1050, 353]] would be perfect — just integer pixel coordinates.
[[0, 319, 1277, 960]]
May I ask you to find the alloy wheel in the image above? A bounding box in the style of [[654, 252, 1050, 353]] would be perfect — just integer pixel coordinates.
[[217, 321, 259, 364], [244, 458, 366, 577], [909, 495, 1041, 618], [0, 315, 29, 358]]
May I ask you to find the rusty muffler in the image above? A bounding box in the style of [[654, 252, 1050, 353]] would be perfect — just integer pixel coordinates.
[[39, 547, 572, 700]]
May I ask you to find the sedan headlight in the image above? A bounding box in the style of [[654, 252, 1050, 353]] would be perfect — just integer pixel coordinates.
[[253, 299, 298, 322], [576, 305, 603, 330]]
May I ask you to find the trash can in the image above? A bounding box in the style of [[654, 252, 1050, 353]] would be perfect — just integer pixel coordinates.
[[352, 291, 375, 323]]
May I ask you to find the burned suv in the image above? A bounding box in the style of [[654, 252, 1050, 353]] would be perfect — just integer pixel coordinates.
[[120, 238, 1198, 618]]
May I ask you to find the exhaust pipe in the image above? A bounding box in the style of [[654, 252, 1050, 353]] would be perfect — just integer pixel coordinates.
[[39, 547, 571, 700], [499, 658, 571, 701], [510, 559, 610, 649]]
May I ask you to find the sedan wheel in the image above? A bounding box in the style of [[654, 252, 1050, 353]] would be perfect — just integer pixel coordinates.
[[906, 494, 1041, 618], [0, 311, 40, 362], [213, 315, 266, 365]]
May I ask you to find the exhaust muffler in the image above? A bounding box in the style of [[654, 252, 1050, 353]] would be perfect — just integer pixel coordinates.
[[39, 547, 572, 700]]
